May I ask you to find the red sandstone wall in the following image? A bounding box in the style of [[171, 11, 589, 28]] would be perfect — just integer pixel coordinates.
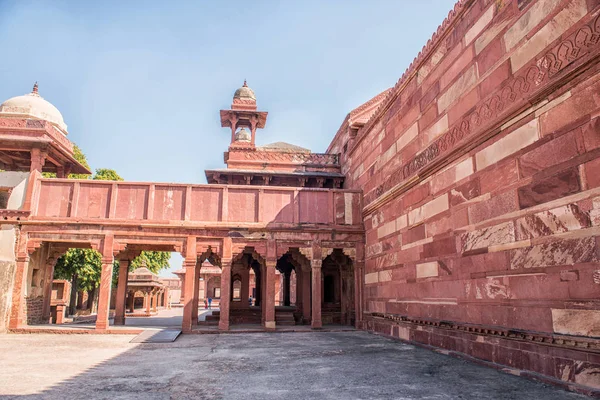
[[330, 0, 600, 392]]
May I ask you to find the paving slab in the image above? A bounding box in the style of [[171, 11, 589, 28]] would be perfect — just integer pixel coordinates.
[[130, 329, 181, 343], [0, 331, 589, 399]]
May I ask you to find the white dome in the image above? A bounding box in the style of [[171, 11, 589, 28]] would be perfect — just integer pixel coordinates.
[[235, 127, 251, 142], [0, 84, 68, 134]]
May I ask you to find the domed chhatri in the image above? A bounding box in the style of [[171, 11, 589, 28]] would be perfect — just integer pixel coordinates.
[[234, 127, 251, 142], [0, 83, 68, 134], [233, 80, 256, 101]]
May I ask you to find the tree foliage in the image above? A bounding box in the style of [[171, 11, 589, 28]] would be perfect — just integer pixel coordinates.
[[131, 251, 171, 273], [93, 168, 123, 181], [42, 144, 91, 179]]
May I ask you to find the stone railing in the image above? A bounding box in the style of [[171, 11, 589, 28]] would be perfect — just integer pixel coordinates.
[[30, 179, 362, 228]]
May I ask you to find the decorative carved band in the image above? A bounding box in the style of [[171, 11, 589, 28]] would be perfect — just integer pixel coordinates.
[[243, 151, 339, 165], [367, 312, 600, 351]]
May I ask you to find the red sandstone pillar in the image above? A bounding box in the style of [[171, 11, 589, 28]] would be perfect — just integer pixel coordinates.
[[264, 260, 276, 330], [151, 291, 158, 313], [182, 259, 197, 332], [302, 269, 311, 324], [113, 260, 130, 325], [219, 261, 232, 331], [145, 292, 151, 316], [95, 236, 114, 331], [179, 273, 186, 304], [191, 265, 200, 325], [354, 242, 365, 329], [9, 254, 30, 329], [56, 304, 65, 324], [127, 292, 135, 313], [241, 267, 250, 309], [311, 258, 323, 329], [41, 257, 58, 323]]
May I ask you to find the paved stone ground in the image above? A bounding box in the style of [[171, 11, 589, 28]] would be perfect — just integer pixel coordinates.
[[0, 332, 588, 399]]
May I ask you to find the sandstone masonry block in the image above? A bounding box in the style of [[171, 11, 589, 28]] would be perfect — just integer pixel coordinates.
[[552, 309, 600, 337], [475, 119, 539, 171], [438, 65, 477, 112], [396, 121, 419, 152], [504, 0, 562, 51], [465, 5, 495, 45], [510, 0, 587, 72], [416, 262, 440, 279]]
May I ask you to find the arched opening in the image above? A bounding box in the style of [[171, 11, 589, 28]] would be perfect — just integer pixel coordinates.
[[322, 249, 355, 326], [225, 249, 265, 325], [323, 275, 335, 303], [232, 276, 242, 301]]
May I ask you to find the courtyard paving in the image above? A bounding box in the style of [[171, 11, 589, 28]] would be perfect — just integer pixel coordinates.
[[0, 331, 588, 399]]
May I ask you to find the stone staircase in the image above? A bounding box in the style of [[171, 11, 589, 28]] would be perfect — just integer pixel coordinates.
[[276, 309, 296, 326]]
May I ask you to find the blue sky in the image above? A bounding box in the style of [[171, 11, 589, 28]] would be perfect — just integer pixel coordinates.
[[0, 0, 456, 275]]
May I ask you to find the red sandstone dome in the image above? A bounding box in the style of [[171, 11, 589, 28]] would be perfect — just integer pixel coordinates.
[[0, 83, 68, 135]]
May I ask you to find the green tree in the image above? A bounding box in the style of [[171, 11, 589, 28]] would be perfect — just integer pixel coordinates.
[[93, 168, 123, 181], [43, 144, 91, 179]]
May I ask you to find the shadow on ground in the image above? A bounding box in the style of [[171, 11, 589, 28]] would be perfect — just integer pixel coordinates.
[[0, 331, 589, 400]]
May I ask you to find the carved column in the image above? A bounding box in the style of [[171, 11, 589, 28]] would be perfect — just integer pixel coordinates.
[[153, 290, 159, 312], [113, 259, 130, 325], [41, 255, 58, 323], [302, 269, 311, 324], [191, 263, 200, 325], [219, 260, 232, 330], [9, 252, 30, 329], [182, 258, 197, 332], [179, 273, 186, 304], [311, 244, 323, 329], [145, 291, 151, 316], [264, 260, 276, 330], [296, 268, 303, 311], [95, 236, 114, 331], [354, 242, 365, 329], [241, 266, 250, 309]]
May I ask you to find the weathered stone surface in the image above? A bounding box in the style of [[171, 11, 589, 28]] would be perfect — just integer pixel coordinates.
[[551, 309, 600, 337], [504, 0, 562, 50], [475, 18, 510, 54], [408, 194, 449, 225], [517, 168, 581, 209], [437, 65, 477, 112], [0, 261, 15, 333], [509, 0, 587, 71], [465, 5, 495, 45], [461, 221, 515, 253], [515, 203, 591, 239], [476, 119, 539, 171], [518, 130, 579, 177], [468, 190, 519, 224], [432, 157, 473, 194], [396, 121, 419, 152], [365, 272, 378, 284], [416, 261, 439, 278], [424, 114, 449, 145], [510, 237, 598, 269]]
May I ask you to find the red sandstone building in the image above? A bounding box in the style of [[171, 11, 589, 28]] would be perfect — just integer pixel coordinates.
[[0, 0, 599, 394]]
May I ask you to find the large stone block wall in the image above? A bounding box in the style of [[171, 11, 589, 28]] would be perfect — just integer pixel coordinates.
[[329, 0, 600, 393], [0, 171, 29, 332]]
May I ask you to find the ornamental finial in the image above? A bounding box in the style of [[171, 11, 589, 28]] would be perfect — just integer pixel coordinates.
[[243, 79, 247, 87], [32, 82, 39, 95]]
